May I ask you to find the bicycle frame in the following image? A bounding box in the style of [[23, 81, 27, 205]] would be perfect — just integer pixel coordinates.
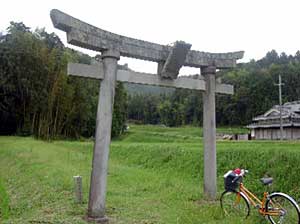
[[239, 183, 281, 217]]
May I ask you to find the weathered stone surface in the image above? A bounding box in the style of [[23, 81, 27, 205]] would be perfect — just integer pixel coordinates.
[[85, 216, 109, 224], [50, 9, 244, 68], [68, 63, 234, 94], [160, 41, 191, 79], [118, 70, 205, 91], [68, 63, 104, 79], [202, 71, 217, 199], [73, 176, 83, 203], [201, 65, 217, 75], [87, 50, 119, 219]]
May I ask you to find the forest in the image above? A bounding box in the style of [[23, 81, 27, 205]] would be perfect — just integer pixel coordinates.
[[1, 22, 300, 139], [0, 22, 127, 139], [128, 51, 300, 126]]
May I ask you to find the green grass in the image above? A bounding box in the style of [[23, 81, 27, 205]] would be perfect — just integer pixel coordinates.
[[0, 125, 299, 223], [0, 179, 9, 220]]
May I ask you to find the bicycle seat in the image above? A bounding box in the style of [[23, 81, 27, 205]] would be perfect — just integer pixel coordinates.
[[260, 177, 273, 185]]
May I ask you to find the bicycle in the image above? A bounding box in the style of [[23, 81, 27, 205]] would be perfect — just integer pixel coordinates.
[[220, 168, 300, 223]]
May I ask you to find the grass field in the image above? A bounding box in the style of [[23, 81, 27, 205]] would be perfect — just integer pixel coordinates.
[[0, 124, 300, 223]]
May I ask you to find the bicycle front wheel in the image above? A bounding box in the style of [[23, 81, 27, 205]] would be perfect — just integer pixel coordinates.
[[220, 190, 250, 218], [266, 192, 300, 224]]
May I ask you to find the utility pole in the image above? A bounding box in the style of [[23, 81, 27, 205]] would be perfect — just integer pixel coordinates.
[[275, 75, 284, 140]]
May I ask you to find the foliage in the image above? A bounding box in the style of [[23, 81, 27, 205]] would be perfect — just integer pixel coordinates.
[[2, 21, 300, 136], [127, 50, 300, 126], [111, 82, 128, 137], [219, 51, 300, 125], [0, 22, 127, 139]]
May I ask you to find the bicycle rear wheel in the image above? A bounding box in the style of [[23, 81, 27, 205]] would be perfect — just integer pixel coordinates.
[[220, 190, 250, 218], [266, 192, 300, 224]]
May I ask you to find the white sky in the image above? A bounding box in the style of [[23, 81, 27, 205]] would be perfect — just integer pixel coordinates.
[[1, 0, 300, 74]]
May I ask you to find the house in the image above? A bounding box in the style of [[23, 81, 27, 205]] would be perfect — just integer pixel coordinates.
[[247, 101, 300, 140]]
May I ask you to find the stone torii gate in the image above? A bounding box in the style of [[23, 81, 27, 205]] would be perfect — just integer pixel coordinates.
[[50, 9, 243, 222]]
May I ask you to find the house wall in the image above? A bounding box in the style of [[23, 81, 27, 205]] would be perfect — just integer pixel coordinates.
[[293, 129, 300, 139], [254, 128, 300, 140], [237, 134, 249, 140]]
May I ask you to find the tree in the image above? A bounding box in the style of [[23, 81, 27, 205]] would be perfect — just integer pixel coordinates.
[[111, 82, 128, 137], [0, 22, 128, 139]]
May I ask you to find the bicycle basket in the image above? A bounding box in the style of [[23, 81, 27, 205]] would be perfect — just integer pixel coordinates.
[[224, 170, 242, 191]]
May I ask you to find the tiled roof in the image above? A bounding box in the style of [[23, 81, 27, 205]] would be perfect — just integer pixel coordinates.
[[247, 101, 300, 129], [253, 101, 300, 121]]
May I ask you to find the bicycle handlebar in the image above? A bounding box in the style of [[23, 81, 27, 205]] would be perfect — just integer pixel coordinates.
[[240, 169, 249, 176], [231, 169, 249, 183]]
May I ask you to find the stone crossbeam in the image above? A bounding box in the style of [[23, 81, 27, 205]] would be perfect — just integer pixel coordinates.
[[50, 9, 244, 69], [68, 63, 233, 94]]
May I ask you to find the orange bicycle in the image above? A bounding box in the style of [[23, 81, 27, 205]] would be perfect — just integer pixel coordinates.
[[220, 168, 300, 223]]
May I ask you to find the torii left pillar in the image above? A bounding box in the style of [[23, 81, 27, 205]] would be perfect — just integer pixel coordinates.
[[87, 49, 120, 223]]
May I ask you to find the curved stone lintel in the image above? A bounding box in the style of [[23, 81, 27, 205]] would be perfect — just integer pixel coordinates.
[[50, 9, 244, 68]]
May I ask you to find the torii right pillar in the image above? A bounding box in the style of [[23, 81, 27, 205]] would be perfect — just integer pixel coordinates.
[[202, 65, 217, 199]]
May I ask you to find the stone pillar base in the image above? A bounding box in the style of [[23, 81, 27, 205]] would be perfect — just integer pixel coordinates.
[[86, 216, 109, 223]]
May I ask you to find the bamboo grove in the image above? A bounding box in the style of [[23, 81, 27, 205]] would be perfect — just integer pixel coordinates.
[[0, 22, 127, 139]]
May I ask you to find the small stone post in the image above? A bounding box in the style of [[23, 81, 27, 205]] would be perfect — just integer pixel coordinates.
[[202, 65, 217, 199], [73, 175, 83, 203], [87, 49, 120, 223]]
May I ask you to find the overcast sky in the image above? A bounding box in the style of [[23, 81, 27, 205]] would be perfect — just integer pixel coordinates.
[[1, 0, 300, 74]]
